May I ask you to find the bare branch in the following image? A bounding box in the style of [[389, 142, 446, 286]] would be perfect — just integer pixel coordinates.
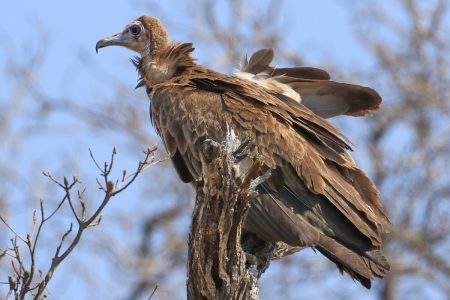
[[0, 216, 26, 244], [1, 147, 157, 299]]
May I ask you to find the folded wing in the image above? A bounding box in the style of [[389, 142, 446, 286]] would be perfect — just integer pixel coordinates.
[[149, 64, 390, 288]]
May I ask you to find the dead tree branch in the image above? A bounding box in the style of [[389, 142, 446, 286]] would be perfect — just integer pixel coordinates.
[[187, 129, 271, 300]]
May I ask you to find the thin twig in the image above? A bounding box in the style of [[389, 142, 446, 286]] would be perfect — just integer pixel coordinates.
[[1, 146, 157, 299], [148, 284, 159, 300], [0, 216, 26, 243]]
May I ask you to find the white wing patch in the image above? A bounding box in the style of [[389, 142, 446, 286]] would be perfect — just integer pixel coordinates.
[[235, 71, 302, 103]]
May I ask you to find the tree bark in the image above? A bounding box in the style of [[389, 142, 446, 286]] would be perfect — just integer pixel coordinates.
[[187, 134, 270, 300]]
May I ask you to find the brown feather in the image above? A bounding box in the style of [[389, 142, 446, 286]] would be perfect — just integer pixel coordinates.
[[287, 80, 382, 117], [240, 48, 381, 118], [269, 67, 331, 80], [241, 48, 331, 80], [242, 48, 274, 74], [123, 16, 390, 288]]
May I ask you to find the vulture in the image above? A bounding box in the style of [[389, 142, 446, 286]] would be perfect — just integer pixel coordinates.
[[96, 16, 390, 288]]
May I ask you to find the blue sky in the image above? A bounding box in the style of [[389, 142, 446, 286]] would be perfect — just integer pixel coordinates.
[[0, 0, 373, 95]]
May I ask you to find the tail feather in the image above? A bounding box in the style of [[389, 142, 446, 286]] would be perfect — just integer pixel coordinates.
[[317, 235, 389, 289]]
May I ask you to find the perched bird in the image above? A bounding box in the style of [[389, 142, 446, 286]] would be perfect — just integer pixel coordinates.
[[96, 16, 390, 288]]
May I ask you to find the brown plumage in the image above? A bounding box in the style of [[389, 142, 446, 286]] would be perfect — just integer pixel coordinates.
[[237, 48, 381, 118], [96, 15, 390, 288]]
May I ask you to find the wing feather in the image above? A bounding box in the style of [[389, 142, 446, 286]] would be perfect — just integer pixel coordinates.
[[240, 49, 381, 118], [149, 64, 389, 285]]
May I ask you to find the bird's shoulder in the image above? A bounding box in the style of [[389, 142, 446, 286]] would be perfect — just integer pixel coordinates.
[[150, 64, 352, 155]]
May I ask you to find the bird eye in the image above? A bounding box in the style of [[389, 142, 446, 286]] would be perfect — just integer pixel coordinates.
[[129, 24, 141, 36]]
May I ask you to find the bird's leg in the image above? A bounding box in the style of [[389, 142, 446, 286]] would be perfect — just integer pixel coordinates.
[[241, 232, 274, 278]]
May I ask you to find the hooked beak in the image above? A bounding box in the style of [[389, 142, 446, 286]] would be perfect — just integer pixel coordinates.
[[96, 32, 133, 53]]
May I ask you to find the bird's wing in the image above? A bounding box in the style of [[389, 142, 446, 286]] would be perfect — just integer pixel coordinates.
[[276, 77, 382, 118], [241, 48, 331, 80], [239, 48, 381, 118], [149, 67, 390, 286]]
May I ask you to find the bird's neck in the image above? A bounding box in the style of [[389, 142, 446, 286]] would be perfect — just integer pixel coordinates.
[[138, 43, 196, 86], [140, 55, 175, 85]]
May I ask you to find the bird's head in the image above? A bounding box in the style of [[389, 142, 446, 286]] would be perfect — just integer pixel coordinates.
[[96, 16, 169, 56]]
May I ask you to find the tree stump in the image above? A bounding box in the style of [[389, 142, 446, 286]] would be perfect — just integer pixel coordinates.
[[187, 131, 271, 300]]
